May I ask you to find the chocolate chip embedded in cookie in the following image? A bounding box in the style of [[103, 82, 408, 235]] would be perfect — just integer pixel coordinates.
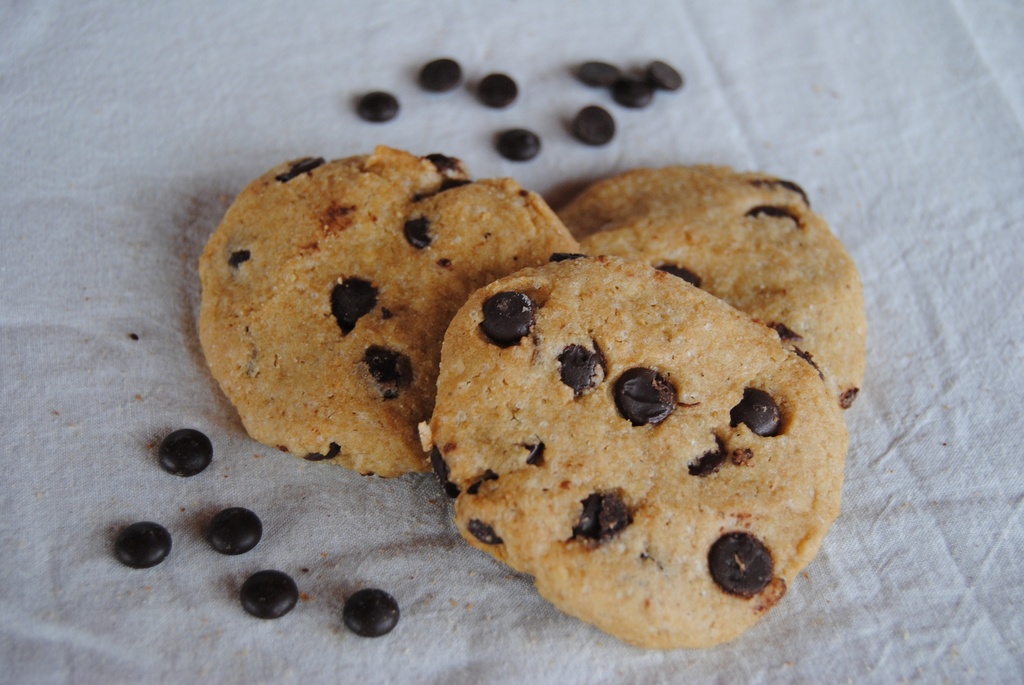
[[199, 146, 579, 476], [426, 256, 847, 649]]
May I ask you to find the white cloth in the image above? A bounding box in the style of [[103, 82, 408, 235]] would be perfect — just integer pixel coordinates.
[[2, 1, 1022, 682]]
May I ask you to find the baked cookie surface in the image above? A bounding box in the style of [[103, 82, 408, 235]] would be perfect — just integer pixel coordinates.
[[560, 166, 866, 409], [426, 256, 847, 648], [199, 146, 579, 476]]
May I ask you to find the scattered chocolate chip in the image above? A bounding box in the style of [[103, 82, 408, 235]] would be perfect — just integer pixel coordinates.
[[403, 217, 432, 249], [646, 60, 684, 91], [158, 428, 213, 477], [380, 308, 393, 320], [729, 388, 781, 437], [114, 521, 172, 569], [689, 438, 726, 476], [419, 58, 462, 92], [331, 278, 377, 334], [745, 205, 801, 228], [207, 507, 263, 556], [708, 532, 773, 598], [240, 570, 298, 619], [839, 387, 860, 409], [525, 442, 545, 466], [611, 78, 654, 108], [275, 157, 325, 183], [750, 179, 810, 207], [572, 105, 615, 146], [558, 343, 606, 396], [793, 347, 824, 380], [436, 258, 452, 268], [466, 470, 498, 495], [304, 442, 341, 461], [128, 333, 139, 341], [356, 91, 400, 122], [343, 588, 400, 637], [731, 448, 754, 466], [480, 291, 536, 346], [656, 263, 702, 287], [573, 492, 632, 542], [228, 250, 251, 268], [425, 153, 462, 174], [430, 447, 460, 498], [614, 368, 677, 426], [363, 346, 412, 399], [478, 73, 518, 108], [577, 61, 622, 87], [439, 177, 472, 192], [769, 322, 803, 341], [549, 252, 587, 262], [496, 128, 541, 161], [467, 519, 503, 545]]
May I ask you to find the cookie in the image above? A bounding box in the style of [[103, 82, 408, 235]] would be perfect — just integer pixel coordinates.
[[424, 256, 847, 648], [199, 146, 579, 476], [559, 165, 866, 409]]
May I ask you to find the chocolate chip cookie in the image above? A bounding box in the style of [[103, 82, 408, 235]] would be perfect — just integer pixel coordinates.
[[425, 256, 847, 648], [199, 146, 579, 476], [559, 165, 866, 409]]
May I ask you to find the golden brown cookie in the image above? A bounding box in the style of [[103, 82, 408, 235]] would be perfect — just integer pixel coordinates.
[[560, 165, 866, 409], [199, 146, 579, 476], [425, 256, 847, 648]]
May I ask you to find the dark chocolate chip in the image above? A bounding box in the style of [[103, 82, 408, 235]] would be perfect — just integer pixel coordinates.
[[656, 263, 702, 287], [206, 507, 262, 555], [525, 442, 545, 466], [356, 91, 400, 122], [478, 73, 518, 108], [746, 205, 801, 228], [573, 492, 632, 542], [380, 308, 393, 320], [419, 58, 462, 92], [614, 368, 677, 426], [572, 105, 615, 146], [558, 343, 606, 396], [769, 322, 803, 341], [750, 179, 810, 207], [158, 428, 212, 477], [304, 442, 341, 461], [436, 258, 452, 268], [240, 570, 298, 619], [839, 387, 860, 409], [343, 588, 400, 637], [466, 470, 498, 495], [708, 532, 773, 598], [114, 521, 171, 569], [480, 291, 536, 346], [793, 347, 824, 380], [688, 437, 726, 477], [128, 333, 139, 341], [549, 252, 587, 262], [576, 61, 622, 87], [403, 217, 432, 249], [611, 78, 654, 108], [729, 388, 781, 437], [228, 250, 251, 268], [363, 346, 412, 399], [425, 153, 462, 174], [331, 278, 377, 334], [646, 60, 684, 91], [467, 519, 503, 545], [496, 128, 541, 161], [430, 447, 460, 498], [275, 157, 325, 183], [439, 177, 472, 192]]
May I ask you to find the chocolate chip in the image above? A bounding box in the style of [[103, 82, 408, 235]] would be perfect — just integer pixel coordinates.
[[769, 322, 803, 341], [525, 442, 545, 466], [275, 157, 325, 183], [611, 78, 654, 108], [746, 205, 801, 228], [750, 179, 810, 207], [729, 388, 781, 437], [558, 343, 606, 396], [158, 428, 213, 477], [572, 105, 615, 145], [573, 492, 632, 542], [480, 291, 536, 346], [478, 73, 518, 108], [708, 532, 773, 598], [689, 437, 726, 477], [656, 263, 701, 287], [646, 60, 684, 91], [614, 368, 677, 426], [839, 387, 859, 409], [419, 58, 462, 92], [228, 250, 251, 268], [343, 588, 400, 637], [207, 507, 263, 556], [380, 308, 393, 320], [363, 346, 412, 399], [430, 447, 460, 498], [356, 91, 400, 122], [331, 278, 377, 334], [466, 470, 498, 495], [403, 217, 432, 249], [425, 153, 462, 174], [114, 521, 171, 569], [304, 442, 341, 461], [549, 252, 587, 262], [240, 570, 298, 619], [128, 333, 139, 341], [436, 258, 452, 268], [439, 177, 472, 192], [468, 519, 503, 545], [496, 128, 541, 161], [793, 347, 824, 380], [576, 61, 622, 87]]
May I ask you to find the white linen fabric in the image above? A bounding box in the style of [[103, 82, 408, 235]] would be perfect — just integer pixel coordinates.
[[2, 1, 1022, 682]]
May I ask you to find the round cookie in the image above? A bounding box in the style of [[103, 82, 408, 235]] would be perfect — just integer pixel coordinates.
[[199, 146, 579, 476], [559, 165, 866, 409], [425, 256, 847, 649]]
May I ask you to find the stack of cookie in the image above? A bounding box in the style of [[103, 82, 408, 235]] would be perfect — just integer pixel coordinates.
[[199, 146, 865, 649]]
